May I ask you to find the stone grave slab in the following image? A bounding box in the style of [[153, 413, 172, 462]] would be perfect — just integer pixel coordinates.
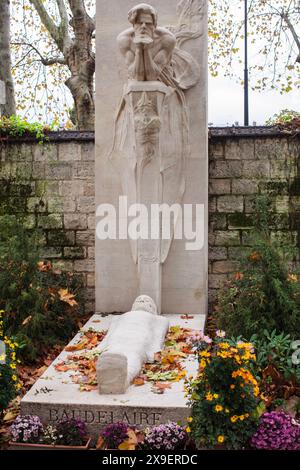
[[21, 313, 205, 441]]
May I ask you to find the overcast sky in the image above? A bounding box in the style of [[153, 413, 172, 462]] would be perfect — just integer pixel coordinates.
[[209, 75, 300, 126]]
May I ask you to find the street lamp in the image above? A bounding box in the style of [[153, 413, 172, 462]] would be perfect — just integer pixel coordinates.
[[244, 0, 249, 126]]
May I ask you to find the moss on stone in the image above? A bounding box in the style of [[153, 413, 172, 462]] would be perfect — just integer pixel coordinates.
[[260, 181, 289, 195], [228, 212, 254, 228], [290, 177, 300, 196]]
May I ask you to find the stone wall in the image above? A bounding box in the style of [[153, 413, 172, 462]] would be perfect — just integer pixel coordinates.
[[209, 129, 300, 309], [0, 135, 95, 314], [0, 129, 299, 314]]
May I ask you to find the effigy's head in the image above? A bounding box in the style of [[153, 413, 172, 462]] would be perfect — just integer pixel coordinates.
[[132, 295, 158, 315], [128, 4, 158, 38]]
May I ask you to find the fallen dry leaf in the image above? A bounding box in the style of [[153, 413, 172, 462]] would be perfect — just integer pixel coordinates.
[[22, 315, 32, 326], [151, 382, 172, 394], [133, 377, 145, 386]]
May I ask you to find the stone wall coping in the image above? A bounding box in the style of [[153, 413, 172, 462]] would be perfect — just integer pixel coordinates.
[[0, 126, 298, 144]]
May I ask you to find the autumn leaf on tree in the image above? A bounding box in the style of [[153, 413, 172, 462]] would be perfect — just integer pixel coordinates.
[[37, 261, 52, 272], [58, 288, 78, 307]]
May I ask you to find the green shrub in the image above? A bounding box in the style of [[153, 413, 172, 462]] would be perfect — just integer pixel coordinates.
[[0, 115, 51, 142], [0, 310, 20, 417], [215, 196, 300, 340], [186, 333, 261, 449], [0, 216, 84, 362], [251, 330, 300, 384]]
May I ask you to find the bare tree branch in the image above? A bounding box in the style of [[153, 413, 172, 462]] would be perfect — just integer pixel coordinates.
[[28, 0, 62, 49], [11, 42, 66, 66], [281, 11, 300, 62]]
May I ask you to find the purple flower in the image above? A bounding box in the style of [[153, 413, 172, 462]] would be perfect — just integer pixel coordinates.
[[145, 422, 187, 451], [100, 422, 129, 448], [251, 411, 300, 451], [10, 415, 44, 443]]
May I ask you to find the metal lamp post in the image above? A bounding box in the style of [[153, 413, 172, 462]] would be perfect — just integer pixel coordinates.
[[244, 0, 249, 126]]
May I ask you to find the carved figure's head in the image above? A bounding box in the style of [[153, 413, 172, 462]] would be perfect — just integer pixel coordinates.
[[132, 295, 158, 315], [128, 4, 157, 40]]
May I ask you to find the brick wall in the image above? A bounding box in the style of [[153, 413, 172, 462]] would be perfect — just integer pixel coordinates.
[[0, 129, 299, 314]]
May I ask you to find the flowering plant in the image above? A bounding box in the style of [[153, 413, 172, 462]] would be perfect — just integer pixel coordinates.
[[185, 332, 263, 449], [250, 411, 300, 450], [10, 415, 44, 443], [55, 418, 88, 446], [0, 310, 20, 416], [42, 425, 58, 446], [98, 422, 133, 449], [144, 422, 187, 451]]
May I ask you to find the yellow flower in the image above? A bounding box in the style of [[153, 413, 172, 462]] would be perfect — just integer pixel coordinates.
[[12, 375, 17, 381], [217, 435, 225, 444], [206, 392, 213, 401], [186, 426, 191, 433], [219, 343, 230, 350], [187, 417, 193, 423], [225, 408, 230, 414], [213, 393, 219, 399], [10, 363, 16, 370], [200, 359, 207, 369], [231, 416, 238, 423], [239, 415, 245, 421], [215, 405, 223, 412], [200, 351, 211, 358]]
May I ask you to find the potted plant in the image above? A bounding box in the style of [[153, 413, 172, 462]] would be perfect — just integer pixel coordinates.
[[250, 411, 300, 450], [185, 331, 263, 450], [96, 422, 144, 450], [9, 415, 91, 450], [143, 422, 188, 451]]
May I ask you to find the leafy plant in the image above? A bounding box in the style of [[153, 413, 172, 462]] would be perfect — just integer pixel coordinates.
[[99, 422, 132, 449], [251, 330, 300, 384], [0, 310, 20, 417], [215, 195, 300, 341], [0, 115, 52, 143], [186, 333, 262, 450], [144, 422, 187, 451], [55, 418, 88, 446], [10, 415, 44, 443], [250, 411, 300, 450], [0, 215, 84, 362], [266, 109, 300, 125]]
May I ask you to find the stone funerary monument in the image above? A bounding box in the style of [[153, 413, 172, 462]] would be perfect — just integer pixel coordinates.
[[21, 2, 208, 431], [95, 0, 208, 315]]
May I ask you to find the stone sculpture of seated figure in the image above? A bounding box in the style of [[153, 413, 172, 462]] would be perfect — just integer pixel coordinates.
[[96, 295, 169, 394]]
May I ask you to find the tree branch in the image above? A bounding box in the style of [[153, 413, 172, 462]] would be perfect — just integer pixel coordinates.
[[281, 12, 300, 63], [29, 0, 62, 49], [11, 42, 66, 66], [68, 0, 95, 33], [56, 0, 70, 41]]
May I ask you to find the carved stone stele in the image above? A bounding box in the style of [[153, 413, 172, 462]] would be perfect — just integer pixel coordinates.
[[95, 1, 208, 315]]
